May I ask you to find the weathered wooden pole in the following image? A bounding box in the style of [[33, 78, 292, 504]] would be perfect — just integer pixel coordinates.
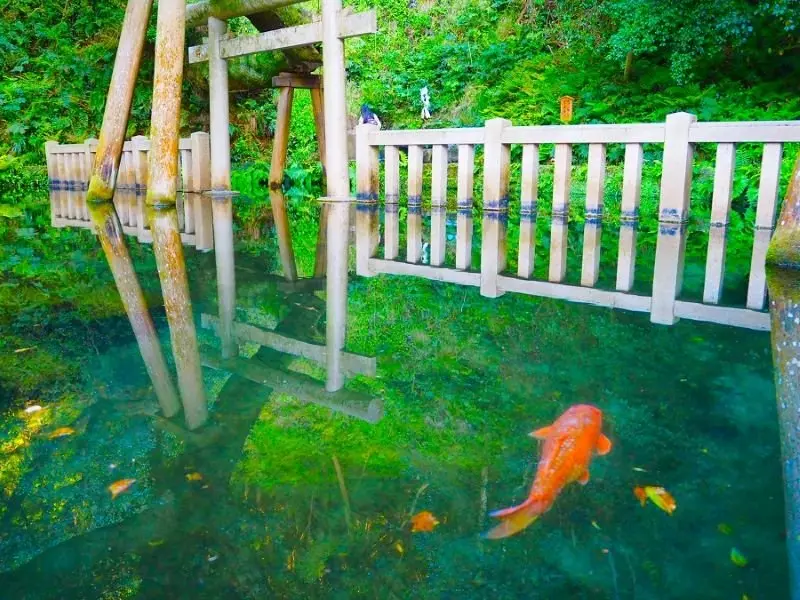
[[766, 154, 800, 599], [768, 154, 800, 269], [269, 85, 299, 281], [208, 15, 238, 360], [321, 0, 351, 392], [147, 0, 208, 430], [84, 0, 181, 419]]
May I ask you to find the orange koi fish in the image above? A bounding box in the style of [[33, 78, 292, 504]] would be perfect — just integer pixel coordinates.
[[109, 478, 137, 499], [485, 404, 612, 539], [633, 485, 676, 515]]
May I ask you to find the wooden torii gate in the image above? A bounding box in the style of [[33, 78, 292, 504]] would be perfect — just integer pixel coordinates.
[[187, 1, 377, 392]]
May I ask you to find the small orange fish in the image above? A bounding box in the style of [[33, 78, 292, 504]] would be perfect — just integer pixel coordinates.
[[186, 472, 203, 482], [47, 427, 75, 439], [109, 478, 137, 499], [485, 404, 612, 539], [634, 485, 676, 515], [410, 511, 440, 532]]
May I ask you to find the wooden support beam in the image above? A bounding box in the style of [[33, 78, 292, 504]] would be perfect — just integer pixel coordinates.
[[186, 0, 308, 28], [270, 86, 298, 281], [188, 10, 378, 63], [201, 314, 377, 377], [272, 73, 322, 89], [201, 350, 383, 423]]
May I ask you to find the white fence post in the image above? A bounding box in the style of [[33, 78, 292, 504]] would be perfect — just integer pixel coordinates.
[[480, 118, 511, 298], [355, 123, 379, 276], [651, 112, 696, 325]]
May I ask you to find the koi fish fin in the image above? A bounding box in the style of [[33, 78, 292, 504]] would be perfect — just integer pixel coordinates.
[[596, 434, 612, 456], [530, 425, 555, 440], [489, 496, 548, 520], [578, 470, 590, 485], [484, 502, 542, 539]]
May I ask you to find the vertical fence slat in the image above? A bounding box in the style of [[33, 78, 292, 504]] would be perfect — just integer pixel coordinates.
[[480, 118, 511, 297], [407, 144, 424, 264], [82, 139, 97, 219], [179, 147, 192, 231], [548, 143, 572, 283], [55, 153, 68, 220], [384, 145, 400, 260], [746, 143, 783, 309], [45, 142, 59, 225], [125, 151, 136, 227], [74, 148, 88, 220], [581, 143, 606, 287], [175, 151, 185, 231], [191, 131, 213, 249], [616, 143, 643, 292], [355, 123, 379, 276], [702, 142, 736, 304], [651, 112, 696, 325], [430, 144, 448, 266], [118, 152, 131, 226], [67, 153, 78, 219], [456, 144, 475, 271], [518, 144, 539, 278], [132, 136, 149, 241]]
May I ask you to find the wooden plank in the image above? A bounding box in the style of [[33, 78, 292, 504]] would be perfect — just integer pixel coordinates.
[[548, 143, 572, 283], [689, 121, 800, 143], [616, 143, 644, 292], [191, 132, 213, 249], [371, 128, 484, 147], [384, 145, 400, 260], [310, 87, 328, 278], [201, 350, 383, 423], [497, 275, 652, 313], [201, 314, 377, 377], [480, 118, 511, 298], [581, 143, 606, 287], [702, 143, 736, 304], [369, 258, 481, 286], [55, 153, 68, 218], [272, 73, 322, 89], [430, 144, 448, 266], [502, 123, 665, 145], [407, 144, 424, 264], [517, 144, 539, 278], [455, 144, 475, 270], [188, 10, 377, 63], [754, 143, 783, 229], [651, 112, 695, 325], [674, 301, 769, 331], [355, 123, 380, 275], [746, 228, 773, 310]]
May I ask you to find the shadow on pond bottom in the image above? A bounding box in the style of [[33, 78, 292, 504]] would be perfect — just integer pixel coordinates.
[[0, 255, 786, 599]]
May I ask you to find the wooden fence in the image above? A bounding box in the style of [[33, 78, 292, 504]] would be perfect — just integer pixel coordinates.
[[354, 113, 800, 331], [44, 132, 214, 249]]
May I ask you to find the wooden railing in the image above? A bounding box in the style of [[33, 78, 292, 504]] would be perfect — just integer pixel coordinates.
[[44, 132, 214, 249], [354, 113, 800, 331]]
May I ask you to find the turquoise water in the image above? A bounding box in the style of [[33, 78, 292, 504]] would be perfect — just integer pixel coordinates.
[[0, 200, 789, 598]]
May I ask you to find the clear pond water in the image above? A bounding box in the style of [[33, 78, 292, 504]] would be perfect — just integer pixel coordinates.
[[0, 204, 790, 599]]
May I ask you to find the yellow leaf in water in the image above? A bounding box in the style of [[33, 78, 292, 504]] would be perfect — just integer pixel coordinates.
[[109, 478, 137, 499], [148, 539, 165, 547], [718, 523, 733, 535], [410, 510, 439, 533], [633, 486, 677, 515], [591, 520, 601, 531], [47, 427, 75, 440], [14, 347, 35, 354], [394, 542, 404, 555], [186, 472, 203, 481]]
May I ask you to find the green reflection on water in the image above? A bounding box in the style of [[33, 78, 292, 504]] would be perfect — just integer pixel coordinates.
[[0, 193, 788, 599]]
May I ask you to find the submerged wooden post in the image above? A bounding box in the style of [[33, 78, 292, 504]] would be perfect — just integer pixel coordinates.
[[355, 123, 379, 276], [322, 0, 352, 392], [549, 143, 572, 283], [430, 144, 448, 266], [208, 15, 238, 360], [270, 86, 298, 281], [456, 144, 475, 271], [384, 145, 400, 260], [148, 0, 208, 430], [480, 118, 511, 298], [83, 0, 180, 419], [651, 112, 696, 325], [517, 144, 539, 278], [407, 144, 424, 264], [702, 143, 736, 304]]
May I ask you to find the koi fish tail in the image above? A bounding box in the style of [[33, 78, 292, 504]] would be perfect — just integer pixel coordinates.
[[483, 497, 548, 540]]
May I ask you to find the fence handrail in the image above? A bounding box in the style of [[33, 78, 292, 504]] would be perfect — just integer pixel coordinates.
[[367, 118, 800, 148]]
